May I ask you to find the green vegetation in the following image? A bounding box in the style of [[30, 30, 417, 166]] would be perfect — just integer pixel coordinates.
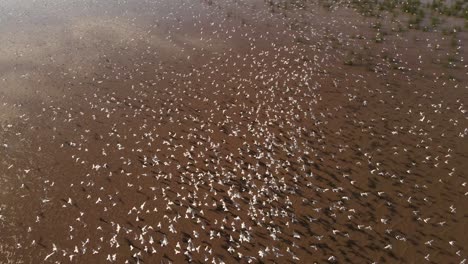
[[316, 0, 467, 32], [430, 0, 468, 19]]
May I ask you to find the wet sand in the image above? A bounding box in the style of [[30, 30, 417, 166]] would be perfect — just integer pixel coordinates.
[[0, 0, 467, 263]]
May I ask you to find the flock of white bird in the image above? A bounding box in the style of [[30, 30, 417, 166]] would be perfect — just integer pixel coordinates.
[[0, 0, 467, 263]]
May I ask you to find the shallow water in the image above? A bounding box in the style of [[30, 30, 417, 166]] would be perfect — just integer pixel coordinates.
[[1, 0, 467, 263]]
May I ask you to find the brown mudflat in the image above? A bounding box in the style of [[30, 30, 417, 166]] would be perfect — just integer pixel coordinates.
[[0, 0, 467, 263]]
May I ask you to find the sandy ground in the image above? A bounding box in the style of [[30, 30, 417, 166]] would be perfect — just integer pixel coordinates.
[[0, 0, 467, 263]]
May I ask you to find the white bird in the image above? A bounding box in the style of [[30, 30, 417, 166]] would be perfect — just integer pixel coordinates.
[[161, 236, 168, 246]]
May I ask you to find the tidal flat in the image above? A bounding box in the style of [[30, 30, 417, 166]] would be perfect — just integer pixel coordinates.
[[0, 0, 467, 263]]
